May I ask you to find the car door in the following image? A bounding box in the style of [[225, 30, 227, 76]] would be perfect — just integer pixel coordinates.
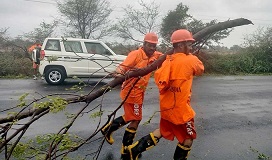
[[62, 40, 90, 76]]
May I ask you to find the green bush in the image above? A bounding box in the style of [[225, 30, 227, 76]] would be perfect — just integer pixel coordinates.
[[0, 52, 32, 77], [201, 48, 272, 75]]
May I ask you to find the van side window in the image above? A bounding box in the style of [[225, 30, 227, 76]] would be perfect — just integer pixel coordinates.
[[85, 42, 112, 56], [64, 41, 83, 53], [45, 40, 61, 51], [85, 42, 98, 54]]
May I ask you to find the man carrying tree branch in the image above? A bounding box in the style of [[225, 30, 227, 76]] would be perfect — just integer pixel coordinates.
[[126, 29, 204, 160], [101, 32, 163, 159]]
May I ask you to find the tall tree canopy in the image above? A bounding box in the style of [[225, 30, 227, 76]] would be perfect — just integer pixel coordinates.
[[0, 28, 9, 49], [160, 3, 192, 41], [160, 2, 232, 46], [57, 0, 112, 39]]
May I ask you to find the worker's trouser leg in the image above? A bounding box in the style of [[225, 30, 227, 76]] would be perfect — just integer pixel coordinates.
[[173, 143, 191, 160], [101, 116, 127, 145], [127, 133, 159, 160], [120, 127, 136, 159]]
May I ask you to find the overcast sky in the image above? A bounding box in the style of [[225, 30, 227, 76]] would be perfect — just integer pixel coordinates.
[[1, 0, 272, 47]]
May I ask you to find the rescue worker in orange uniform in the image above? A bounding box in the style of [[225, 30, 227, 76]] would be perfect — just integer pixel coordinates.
[[101, 32, 162, 159], [28, 40, 42, 80], [126, 29, 204, 160]]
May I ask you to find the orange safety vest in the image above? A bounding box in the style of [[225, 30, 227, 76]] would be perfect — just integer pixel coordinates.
[[154, 52, 204, 125], [119, 47, 162, 104], [28, 43, 42, 53]]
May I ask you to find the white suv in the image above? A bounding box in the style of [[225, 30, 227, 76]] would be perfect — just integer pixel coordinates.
[[39, 38, 126, 85]]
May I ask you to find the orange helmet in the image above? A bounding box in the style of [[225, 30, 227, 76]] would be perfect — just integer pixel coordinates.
[[171, 29, 195, 44], [144, 32, 158, 44]]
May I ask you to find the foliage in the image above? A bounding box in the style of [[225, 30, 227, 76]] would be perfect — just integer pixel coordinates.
[[189, 19, 232, 45], [1, 91, 86, 159], [10, 133, 82, 160], [160, 3, 191, 41], [57, 0, 112, 39], [160, 2, 232, 45], [0, 52, 32, 77], [244, 27, 272, 63], [89, 110, 104, 118], [0, 28, 9, 49], [200, 46, 272, 75], [33, 96, 68, 113], [193, 27, 271, 75]]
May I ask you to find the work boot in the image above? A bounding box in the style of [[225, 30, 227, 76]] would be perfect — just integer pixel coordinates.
[[121, 128, 136, 159], [173, 143, 191, 160], [127, 133, 159, 160], [101, 116, 127, 145]]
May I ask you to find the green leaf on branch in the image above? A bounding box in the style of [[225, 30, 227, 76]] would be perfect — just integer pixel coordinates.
[[90, 110, 104, 118], [33, 96, 68, 113]]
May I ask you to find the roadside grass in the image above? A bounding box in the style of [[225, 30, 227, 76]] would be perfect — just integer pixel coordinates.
[[0, 74, 30, 79]]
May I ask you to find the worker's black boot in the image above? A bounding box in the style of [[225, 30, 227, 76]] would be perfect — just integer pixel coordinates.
[[121, 127, 136, 160], [127, 133, 159, 160], [101, 116, 127, 145], [173, 143, 191, 160]]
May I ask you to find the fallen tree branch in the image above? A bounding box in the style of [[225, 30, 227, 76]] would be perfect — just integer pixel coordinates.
[[193, 18, 253, 42]]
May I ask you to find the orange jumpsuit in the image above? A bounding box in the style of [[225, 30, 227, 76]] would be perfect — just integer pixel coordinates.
[[154, 52, 204, 142], [118, 47, 162, 121]]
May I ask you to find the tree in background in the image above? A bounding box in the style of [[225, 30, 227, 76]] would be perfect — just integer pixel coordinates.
[[187, 19, 232, 46], [112, 0, 160, 44], [0, 21, 58, 77], [242, 27, 272, 73], [57, 0, 112, 39], [0, 28, 33, 77], [160, 2, 232, 47], [0, 28, 9, 51], [160, 3, 191, 42], [24, 21, 58, 43]]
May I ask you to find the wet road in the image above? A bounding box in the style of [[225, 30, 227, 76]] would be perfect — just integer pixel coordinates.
[[0, 76, 271, 160]]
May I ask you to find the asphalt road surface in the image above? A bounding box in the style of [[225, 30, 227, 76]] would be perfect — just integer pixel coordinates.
[[0, 76, 271, 160]]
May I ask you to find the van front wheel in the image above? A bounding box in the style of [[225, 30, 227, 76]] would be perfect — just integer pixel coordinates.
[[45, 68, 65, 85]]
